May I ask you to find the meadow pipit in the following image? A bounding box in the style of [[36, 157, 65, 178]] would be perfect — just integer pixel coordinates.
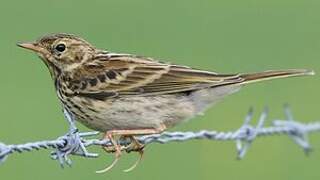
[[17, 33, 314, 172]]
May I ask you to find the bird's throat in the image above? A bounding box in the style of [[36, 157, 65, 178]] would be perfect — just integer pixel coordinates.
[[39, 55, 62, 79]]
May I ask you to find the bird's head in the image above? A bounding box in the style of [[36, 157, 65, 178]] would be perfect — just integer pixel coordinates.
[[17, 33, 97, 73]]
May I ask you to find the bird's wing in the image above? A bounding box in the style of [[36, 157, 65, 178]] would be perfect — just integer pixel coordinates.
[[69, 54, 244, 99]]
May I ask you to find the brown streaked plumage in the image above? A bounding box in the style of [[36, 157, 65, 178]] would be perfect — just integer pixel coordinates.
[[17, 33, 314, 172]]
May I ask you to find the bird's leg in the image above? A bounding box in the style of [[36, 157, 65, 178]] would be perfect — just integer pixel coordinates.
[[124, 135, 144, 153], [122, 135, 144, 172], [96, 125, 166, 173], [105, 126, 166, 152], [104, 125, 166, 172], [96, 132, 123, 173]]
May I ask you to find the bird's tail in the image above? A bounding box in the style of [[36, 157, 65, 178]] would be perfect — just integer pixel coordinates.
[[238, 69, 314, 85]]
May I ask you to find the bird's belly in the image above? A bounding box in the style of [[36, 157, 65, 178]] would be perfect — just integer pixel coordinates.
[[68, 95, 196, 132], [62, 85, 241, 132]]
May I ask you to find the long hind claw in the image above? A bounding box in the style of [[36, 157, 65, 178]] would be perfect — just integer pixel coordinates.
[[123, 136, 145, 172], [96, 145, 122, 173], [96, 133, 123, 173], [96, 155, 120, 173], [123, 149, 144, 172]]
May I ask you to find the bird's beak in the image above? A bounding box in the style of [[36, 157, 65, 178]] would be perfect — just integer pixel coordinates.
[[17, 42, 42, 53]]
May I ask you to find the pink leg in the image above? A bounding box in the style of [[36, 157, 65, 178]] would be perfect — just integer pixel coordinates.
[[96, 125, 166, 173]]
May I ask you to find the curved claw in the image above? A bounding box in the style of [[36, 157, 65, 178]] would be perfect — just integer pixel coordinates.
[[96, 157, 119, 173], [123, 150, 144, 173], [96, 133, 122, 173]]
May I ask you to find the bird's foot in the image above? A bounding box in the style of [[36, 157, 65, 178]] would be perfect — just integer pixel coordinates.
[[122, 136, 145, 172], [95, 127, 165, 173], [96, 134, 145, 173], [96, 133, 123, 173]]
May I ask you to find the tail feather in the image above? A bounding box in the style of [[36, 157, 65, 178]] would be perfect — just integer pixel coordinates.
[[239, 69, 315, 85]]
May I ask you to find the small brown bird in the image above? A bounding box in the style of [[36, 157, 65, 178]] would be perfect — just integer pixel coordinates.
[[17, 33, 314, 172]]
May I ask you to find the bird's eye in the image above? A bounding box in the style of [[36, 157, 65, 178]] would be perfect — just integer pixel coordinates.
[[55, 43, 66, 52]]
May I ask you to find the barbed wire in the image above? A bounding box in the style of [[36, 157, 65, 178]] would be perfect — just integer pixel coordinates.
[[0, 105, 319, 167]]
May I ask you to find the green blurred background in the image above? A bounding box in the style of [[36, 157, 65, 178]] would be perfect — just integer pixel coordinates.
[[0, 0, 319, 179]]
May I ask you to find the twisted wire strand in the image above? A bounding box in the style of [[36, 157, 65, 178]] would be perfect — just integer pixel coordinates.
[[0, 106, 318, 166]]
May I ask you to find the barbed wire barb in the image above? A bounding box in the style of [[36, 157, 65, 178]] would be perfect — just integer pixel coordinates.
[[0, 106, 319, 167], [235, 107, 268, 159]]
